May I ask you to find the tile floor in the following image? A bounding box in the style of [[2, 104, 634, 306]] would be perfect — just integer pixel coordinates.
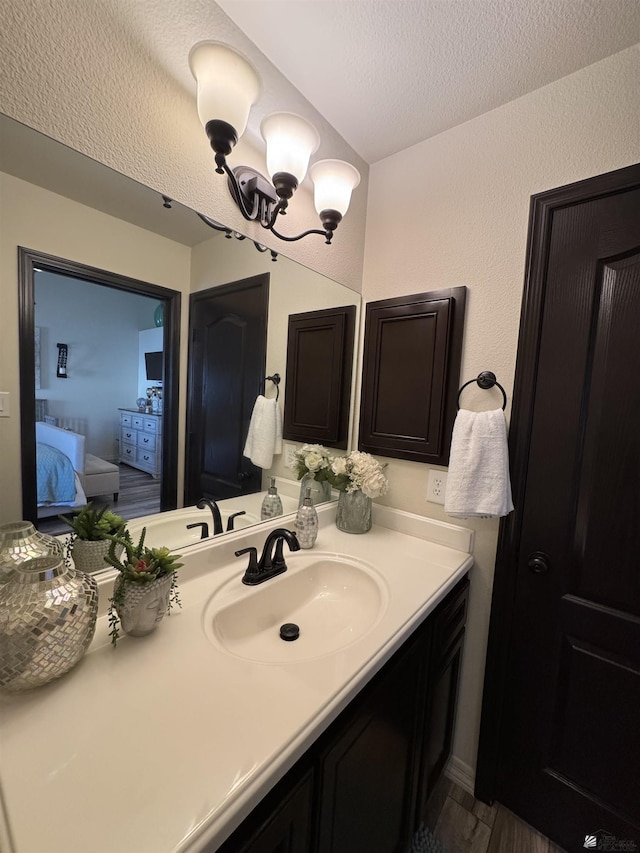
[[426, 776, 567, 853]]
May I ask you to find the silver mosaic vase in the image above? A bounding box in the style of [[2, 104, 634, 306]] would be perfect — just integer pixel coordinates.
[[113, 572, 174, 638], [335, 489, 373, 534], [298, 472, 332, 507], [0, 520, 63, 582], [0, 555, 98, 691]]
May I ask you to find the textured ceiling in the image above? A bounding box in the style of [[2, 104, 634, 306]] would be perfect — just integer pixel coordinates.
[[107, 0, 640, 164]]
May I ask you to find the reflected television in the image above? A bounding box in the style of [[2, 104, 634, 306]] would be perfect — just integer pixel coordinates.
[[145, 351, 163, 382]]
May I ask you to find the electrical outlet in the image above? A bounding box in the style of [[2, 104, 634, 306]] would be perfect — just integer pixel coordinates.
[[426, 470, 447, 505], [284, 444, 297, 469]]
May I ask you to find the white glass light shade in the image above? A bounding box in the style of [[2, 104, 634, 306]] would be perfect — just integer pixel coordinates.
[[188, 42, 261, 137], [260, 113, 320, 183], [309, 159, 361, 216]]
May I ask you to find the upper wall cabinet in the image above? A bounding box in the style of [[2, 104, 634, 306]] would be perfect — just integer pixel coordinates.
[[358, 287, 466, 466], [283, 305, 356, 449]]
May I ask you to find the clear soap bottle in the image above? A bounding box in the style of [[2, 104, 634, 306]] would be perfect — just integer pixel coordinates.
[[295, 487, 318, 549], [260, 477, 283, 520]]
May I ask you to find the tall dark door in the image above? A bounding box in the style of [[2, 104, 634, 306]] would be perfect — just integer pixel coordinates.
[[185, 274, 268, 504], [478, 164, 640, 853]]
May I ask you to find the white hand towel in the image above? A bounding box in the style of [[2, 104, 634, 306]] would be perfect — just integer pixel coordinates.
[[444, 409, 514, 519], [243, 395, 283, 469]]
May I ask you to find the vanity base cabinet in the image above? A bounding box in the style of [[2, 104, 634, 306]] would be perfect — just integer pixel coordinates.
[[215, 767, 314, 853], [216, 575, 469, 853], [316, 628, 424, 853], [417, 575, 469, 819]]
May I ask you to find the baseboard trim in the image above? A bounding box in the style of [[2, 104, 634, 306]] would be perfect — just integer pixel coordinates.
[[445, 755, 475, 795]]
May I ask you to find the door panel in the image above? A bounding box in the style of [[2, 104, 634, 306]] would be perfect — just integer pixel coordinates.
[[478, 165, 640, 853], [185, 275, 268, 504]]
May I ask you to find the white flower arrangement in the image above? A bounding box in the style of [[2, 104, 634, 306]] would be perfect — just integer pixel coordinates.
[[289, 443, 334, 483], [329, 451, 389, 498]]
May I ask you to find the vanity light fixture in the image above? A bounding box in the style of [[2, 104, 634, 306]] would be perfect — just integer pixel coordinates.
[[161, 195, 278, 260], [188, 41, 360, 245]]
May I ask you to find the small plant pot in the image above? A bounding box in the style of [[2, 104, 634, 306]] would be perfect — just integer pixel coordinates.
[[113, 573, 174, 638], [298, 472, 332, 507], [335, 489, 372, 534], [71, 539, 123, 574]]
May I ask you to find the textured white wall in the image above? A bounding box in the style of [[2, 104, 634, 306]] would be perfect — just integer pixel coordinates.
[[362, 44, 640, 785], [0, 0, 367, 291]]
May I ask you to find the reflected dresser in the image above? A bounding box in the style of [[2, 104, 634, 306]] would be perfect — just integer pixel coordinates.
[[118, 409, 162, 479]]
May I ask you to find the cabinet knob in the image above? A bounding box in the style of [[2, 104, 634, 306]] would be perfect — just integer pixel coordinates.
[[237, 471, 250, 482], [527, 551, 550, 574]]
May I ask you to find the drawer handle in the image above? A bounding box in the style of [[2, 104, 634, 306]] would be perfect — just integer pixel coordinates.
[[126, 448, 132, 455], [143, 438, 149, 443], [143, 455, 150, 461], [125, 432, 132, 438]]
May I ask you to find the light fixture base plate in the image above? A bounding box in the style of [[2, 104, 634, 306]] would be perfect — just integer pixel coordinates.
[[230, 166, 278, 209]]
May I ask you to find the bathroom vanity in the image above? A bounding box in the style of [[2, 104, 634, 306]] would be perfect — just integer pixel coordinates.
[[0, 504, 473, 853], [216, 573, 469, 853]]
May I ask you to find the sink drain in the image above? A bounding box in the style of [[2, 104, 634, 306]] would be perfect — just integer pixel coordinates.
[[280, 623, 300, 642]]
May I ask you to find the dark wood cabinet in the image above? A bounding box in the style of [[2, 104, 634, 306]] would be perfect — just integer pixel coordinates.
[[358, 288, 466, 466], [417, 576, 469, 818], [216, 768, 314, 853], [317, 629, 424, 853], [283, 305, 356, 449], [216, 575, 469, 853]]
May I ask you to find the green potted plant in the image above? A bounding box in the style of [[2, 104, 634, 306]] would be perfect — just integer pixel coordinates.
[[105, 528, 182, 645], [59, 503, 127, 574], [289, 443, 334, 506]]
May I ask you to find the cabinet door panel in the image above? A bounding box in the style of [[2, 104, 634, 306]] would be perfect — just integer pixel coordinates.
[[216, 769, 314, 853], [317, 635, 423, 853]]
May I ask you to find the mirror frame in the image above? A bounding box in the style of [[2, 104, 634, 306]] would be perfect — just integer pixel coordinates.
[[18, 247, 181, 523]]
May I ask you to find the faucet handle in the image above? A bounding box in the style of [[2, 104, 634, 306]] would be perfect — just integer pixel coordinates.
[[227, 510, 247, 532], [235, 546, 259, 580]]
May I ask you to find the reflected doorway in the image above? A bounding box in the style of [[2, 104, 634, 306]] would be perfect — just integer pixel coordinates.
[[19, 248, 180, 527], [185, 274, 269, 505]]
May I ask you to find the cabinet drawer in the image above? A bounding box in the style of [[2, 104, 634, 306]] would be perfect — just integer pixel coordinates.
[[120, 413, 132, 427], [132, 416, 145, 429], [120, 442, 136, 461], [121, 428, 137, 446], [138, 432, 157, 452], [137, 448, 158, 472], [143, 418, 158, 433]]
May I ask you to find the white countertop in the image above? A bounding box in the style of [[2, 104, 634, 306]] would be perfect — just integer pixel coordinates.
[[0, 505, 473, 853]]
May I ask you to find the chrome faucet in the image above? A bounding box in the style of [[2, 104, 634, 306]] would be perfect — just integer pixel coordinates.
[[196, 498, 224, 536], [236, 527, 300, 585]]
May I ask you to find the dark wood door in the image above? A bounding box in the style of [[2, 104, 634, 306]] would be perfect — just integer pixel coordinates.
[[478, 164, 640, 853], [185, 275, 268, 504]]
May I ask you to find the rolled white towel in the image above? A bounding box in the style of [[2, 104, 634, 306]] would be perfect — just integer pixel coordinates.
[[243, 396, 283, 469], [444, 409, 514, 519]]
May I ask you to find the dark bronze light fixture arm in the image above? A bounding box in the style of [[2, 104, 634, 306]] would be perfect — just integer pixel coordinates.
[[270, 225, 333, 244]]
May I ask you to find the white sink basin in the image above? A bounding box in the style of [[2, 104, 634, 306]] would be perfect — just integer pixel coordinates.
[[204, 553, 389, 664]]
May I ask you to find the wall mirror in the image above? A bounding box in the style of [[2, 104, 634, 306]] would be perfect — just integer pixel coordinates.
[[1, 113, 361, 558]]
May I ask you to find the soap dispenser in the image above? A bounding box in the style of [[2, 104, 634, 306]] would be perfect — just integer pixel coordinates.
[[260, 477, 283, 520], [295, 487, 318, 549]]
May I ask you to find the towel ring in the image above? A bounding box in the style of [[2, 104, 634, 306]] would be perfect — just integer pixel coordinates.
[[457, 371, 507, 410], [265, 373, 281, 401]]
